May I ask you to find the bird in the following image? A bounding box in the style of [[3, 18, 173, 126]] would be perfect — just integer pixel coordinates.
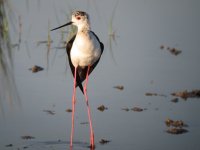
[[51, 11, 104, 149]]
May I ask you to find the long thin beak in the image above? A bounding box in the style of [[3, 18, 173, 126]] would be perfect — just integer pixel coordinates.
[[51, 21, 73, 31]]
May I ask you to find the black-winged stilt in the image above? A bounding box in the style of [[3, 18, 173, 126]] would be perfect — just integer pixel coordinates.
[[51, 11, 104, 149]]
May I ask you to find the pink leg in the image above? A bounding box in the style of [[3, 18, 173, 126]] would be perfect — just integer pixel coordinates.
[[70, 67, 77, 148], [84, 65, 95, 149]]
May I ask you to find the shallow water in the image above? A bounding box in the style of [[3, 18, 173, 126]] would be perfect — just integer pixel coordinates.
[[1, 0, 200, 150]]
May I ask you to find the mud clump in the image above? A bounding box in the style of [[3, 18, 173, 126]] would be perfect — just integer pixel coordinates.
[[29, 65, 44, 73], [97, 105, 108, 112], [99, 138, 110, 144], [113, 85, 124, 91], [171, 90, 200, 100], [165, 118, 188, 135]]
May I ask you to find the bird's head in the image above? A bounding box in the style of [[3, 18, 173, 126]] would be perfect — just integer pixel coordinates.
[[51, 11, 90, 31], [71, 11, 90, 27]]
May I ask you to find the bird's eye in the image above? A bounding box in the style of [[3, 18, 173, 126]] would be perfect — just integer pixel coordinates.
[[76, 16, 81, 20]]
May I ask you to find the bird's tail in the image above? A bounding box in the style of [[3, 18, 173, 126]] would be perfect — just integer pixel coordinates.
[[76, 82, 84, 94]]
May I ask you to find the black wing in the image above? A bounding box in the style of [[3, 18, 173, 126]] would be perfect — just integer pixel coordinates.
[[88, 31, 104, 76], [66, 35, 84, 93], [66, 32, 104, 94]]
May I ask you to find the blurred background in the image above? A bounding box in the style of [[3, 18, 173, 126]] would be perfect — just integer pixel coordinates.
[[0, 0, 200, 150]]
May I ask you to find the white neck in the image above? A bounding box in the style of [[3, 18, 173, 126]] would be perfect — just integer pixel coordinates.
[[77, 23, 91, 32]]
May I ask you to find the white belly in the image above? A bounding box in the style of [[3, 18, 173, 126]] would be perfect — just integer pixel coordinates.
[[70, 32, 101, 67]]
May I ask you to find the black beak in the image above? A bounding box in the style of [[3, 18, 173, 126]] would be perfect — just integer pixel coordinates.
[[51, 21, 73, 31]]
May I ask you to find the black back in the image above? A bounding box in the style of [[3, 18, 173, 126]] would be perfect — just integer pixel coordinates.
[[66, 31, 104, 94]]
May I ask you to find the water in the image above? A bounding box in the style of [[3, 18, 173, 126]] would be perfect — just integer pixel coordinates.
[[1, 0, 200, 149]]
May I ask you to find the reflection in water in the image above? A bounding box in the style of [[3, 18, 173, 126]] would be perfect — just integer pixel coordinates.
[[107, 0, 119, 64], [15, 140, 93, 150]]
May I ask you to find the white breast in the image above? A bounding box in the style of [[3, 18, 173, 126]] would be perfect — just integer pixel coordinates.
[[70, 31, 101, 67]]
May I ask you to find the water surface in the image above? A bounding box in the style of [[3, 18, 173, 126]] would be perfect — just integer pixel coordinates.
[[1, 0, 200, 150]]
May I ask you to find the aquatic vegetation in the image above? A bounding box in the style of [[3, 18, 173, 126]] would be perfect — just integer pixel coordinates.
[[0, 0, 20, 117], [107, 0, 119, 63], [36, 40, 53, 47]]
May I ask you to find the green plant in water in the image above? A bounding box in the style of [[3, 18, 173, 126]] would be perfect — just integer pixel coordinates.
[[0, 0, 20, 117], [107, 0, 119, 64]]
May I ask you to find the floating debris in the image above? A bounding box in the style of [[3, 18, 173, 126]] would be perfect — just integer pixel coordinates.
[[131, 107, 144, 112], [99, 139, 110, 144], [160, 45, 182, 56], [21, 135, 35, 140], [168, 48, 182, 56], [171, 90, 200, 100], [165, 118, 188, 135], [97, 105, 108, 112], [29, 65, 44, 73], [121, 107, 130, 111], [171, 98, 179, 103], [165, 118, 187, 128], [145, 93, 157, 96], [160, 45, 164, 49], [5, 144, 13, 147], [113, 85, 124, 91], [80, 122, 89, 125], [43, 109, 55, 115], [166, 128, 188, 134], [145, 92, 167, 97], [66, 108, 72, 113]]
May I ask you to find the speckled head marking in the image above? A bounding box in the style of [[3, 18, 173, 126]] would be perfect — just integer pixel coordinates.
[[72, 11, 87, 17], [71, 11, 90, 31], [72, 11, 89, 22]]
